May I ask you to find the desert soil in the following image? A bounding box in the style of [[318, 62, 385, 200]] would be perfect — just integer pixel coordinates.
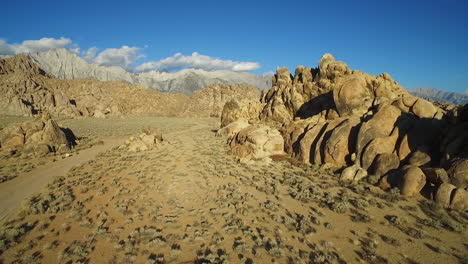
[[0, 117, 467, 264], [0, 137, 124, 223]]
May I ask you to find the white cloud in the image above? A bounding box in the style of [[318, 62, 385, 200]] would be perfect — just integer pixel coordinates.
[[1, 37, 260, 73], [135, 52, 260, 72], [82, 47, 98, 62], [0, 37, 73, 55], [92, 46, 143, 70], [0, 40, 16, 55]]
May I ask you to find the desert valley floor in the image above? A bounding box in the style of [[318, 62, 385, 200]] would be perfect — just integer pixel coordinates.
[[0, 116, 467, 264]]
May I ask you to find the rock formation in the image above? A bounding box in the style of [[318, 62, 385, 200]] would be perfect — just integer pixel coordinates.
[[0, 113, 75, 157], [220, 53, 468, 210], [120, 128, 163, 152], [228, 124, 284, 163], [28, 48, 272, 95]]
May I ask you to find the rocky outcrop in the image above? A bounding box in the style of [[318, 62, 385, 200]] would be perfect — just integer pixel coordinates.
[[0, 114, 75, 157], [28, 48, 272, 95], [220, 53, 468, 210], [120, 128, 163, 152]]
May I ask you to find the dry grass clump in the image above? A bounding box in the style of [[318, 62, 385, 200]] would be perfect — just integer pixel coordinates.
[[0, 221, 37, 254]]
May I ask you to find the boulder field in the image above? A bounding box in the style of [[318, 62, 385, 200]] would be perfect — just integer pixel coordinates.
[[219, 53, 468, 211]]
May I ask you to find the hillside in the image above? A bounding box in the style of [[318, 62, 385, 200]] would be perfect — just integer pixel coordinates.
[[28, 49, 272, 95], [409, 87, 468, 105], [0, 55, 260, 119]]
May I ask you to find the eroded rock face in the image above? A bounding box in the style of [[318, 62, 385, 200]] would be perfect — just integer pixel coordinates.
[[121, 129, 163, 152], [228, 124, 284, 163], [0, 114, 75, 157]]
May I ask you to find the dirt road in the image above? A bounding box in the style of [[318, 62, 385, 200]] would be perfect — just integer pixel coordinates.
[[0, 138, 124, 223]]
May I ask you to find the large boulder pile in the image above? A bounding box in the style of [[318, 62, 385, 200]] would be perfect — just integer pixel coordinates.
[[219, 53, 468, 210], [120, 128, 163, 152], [0, 114, 75, 157]]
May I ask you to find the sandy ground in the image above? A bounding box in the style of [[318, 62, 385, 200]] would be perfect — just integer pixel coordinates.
[[0, 117, 467, 264], [0, 137, 125, 223]]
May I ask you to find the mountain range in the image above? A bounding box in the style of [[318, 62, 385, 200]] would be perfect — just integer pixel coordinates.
[[28, 49, 272, 95], [408, 87, 468, 105]]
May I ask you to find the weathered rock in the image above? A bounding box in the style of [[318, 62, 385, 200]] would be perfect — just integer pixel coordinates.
[[408, 150, 432, 167], [0, 126, 25, 149], [281, 118, 313, 155], [360, 130, 399, 170], [369, 152, 400, 177], [121, 129, 163, 152], [34, 144, 51, 157], [434, 183, 468, 211], [411, 99, 437, 119], [317, 53, 350, 80], [422, 168, 450, 185], [397, 119, 442, 162], [42, 119, 69, 147], [298, 122, 328, 164], [446, 158, 468, 189], [0, 115, 75, 157], [228, 124, 284, 163], [450, 188, 468, 211], [323, 117, 360, 167], [378, 175, 393, 191], [216, 119, 250, 140], [220, 99, 263, 128], [333, 76, 372, 117], [340, 164, 367, 182], [434, 183, 457, 208], [398, 166, 426, 197]]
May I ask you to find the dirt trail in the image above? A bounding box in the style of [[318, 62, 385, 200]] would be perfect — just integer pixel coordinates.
[[0, 121, 206, 224], [0, 138, 124, 223]]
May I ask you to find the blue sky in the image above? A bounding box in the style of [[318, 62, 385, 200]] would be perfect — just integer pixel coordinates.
[[2, 0, 468, 93]]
